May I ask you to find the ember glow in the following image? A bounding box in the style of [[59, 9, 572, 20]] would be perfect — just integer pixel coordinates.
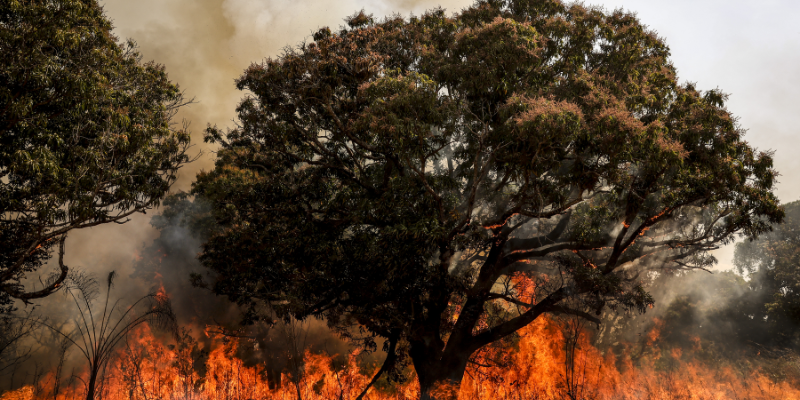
[[4, 315, 799, 400]]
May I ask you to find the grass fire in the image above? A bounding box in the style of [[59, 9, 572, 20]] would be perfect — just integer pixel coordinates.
[[3, 311, 800, 399], [2, 0, 800, 399]]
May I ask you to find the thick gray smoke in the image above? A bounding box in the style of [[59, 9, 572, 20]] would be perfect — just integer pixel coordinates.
[[104, 0, 478, 192]]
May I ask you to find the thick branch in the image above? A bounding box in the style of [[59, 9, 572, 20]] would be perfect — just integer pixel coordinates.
[[500, 241, 595, 267], [470, 288, 566, 351], [605, 205, 675, 271], [486, 292, 531, 308], [2, 236, 69, 302], [355, 330, 400, 400], [505, 211, 573, 252], [549, 305, 601, 325]]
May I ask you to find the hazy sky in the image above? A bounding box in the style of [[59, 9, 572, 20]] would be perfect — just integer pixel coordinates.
[[78, 0, 798, 276]]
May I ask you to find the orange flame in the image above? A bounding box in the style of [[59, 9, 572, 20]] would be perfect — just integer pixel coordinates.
[[6, 316, 800, 400]]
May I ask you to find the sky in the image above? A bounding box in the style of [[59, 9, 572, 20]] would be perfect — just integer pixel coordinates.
[[67, 0, 799, 284]]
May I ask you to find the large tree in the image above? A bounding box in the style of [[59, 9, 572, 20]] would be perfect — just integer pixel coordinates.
[[0, 0, 191, 309], [192, 0, 782, 397]]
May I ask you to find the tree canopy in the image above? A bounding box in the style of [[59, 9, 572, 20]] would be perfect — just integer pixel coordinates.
[[0, 0, 191, 309], [190, 0, 782, 396]]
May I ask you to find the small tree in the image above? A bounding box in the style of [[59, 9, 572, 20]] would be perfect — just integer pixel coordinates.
[[0, 308, 40, 380], [33, 272, 176, 400], [190, 1, 782, 398], [0, 0, 192, 309]]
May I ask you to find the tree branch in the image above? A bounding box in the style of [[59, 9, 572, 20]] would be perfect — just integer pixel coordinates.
[[2, 236, 69, 302], [470, 288, 566, 351], [505, 211, 573, 252], [549, 305, 601, 325], [355, 330, 400, 400]]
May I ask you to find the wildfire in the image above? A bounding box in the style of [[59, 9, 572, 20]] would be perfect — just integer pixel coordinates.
[[4, 315, 799, 400]]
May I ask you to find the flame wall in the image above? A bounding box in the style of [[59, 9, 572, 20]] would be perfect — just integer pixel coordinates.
[[4, 315, 798, 400]]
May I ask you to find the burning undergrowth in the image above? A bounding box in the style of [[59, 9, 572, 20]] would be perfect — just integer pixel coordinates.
[[3, 201, 800, 399], [3, 311, 800, 400]]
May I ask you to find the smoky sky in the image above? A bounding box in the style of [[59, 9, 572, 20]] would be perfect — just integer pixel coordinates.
[[595, 0, 800, 268], [102, 0, 480, 193], [60, 0, 800, 298]]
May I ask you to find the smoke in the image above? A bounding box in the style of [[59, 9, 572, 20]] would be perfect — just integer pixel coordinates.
[[5, 0, 799, 392], [4, 0, 480, 390], [38, 0, 479, 302], [103, 0, 477, 192]]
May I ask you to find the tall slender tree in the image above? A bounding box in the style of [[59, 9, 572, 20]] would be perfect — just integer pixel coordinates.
[[190, 1, 782, 397]]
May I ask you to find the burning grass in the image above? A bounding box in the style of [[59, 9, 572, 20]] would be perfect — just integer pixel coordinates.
[[3, 315, 799, 400]]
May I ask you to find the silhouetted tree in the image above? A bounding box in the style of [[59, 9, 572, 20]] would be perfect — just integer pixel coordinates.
[[187, 1, 782, 398], [31, 272, 176, 400], [0, 309, 40, 382], [735, 200, 800, 346]]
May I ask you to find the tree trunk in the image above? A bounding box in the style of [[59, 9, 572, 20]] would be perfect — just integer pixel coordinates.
[[85, 369, 98, 400], [411, 341, 471, 400]]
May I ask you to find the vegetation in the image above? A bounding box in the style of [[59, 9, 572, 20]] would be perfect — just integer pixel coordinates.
[[734, 200, 800, 347], [2, 0, 797, 398], [187, 0, 782, 397], [0, 309, 40, 378], [30, 272, 177, 400], [0, 0, 191, 310], [591, 201, 800, 386]]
